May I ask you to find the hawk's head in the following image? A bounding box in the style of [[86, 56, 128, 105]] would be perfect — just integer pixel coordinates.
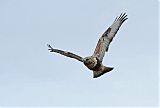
[[83, 56, 97, 69]]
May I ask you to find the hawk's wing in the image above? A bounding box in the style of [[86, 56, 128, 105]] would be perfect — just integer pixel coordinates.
[[47, 44, 83, 62], [93, 13, 128, 62]]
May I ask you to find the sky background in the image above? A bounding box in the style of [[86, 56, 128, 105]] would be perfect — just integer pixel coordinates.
[[0, 0, 158, 107]]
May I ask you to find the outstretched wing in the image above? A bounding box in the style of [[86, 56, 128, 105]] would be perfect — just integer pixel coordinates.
[[47, 44, 83, 62], [93, 13, 128, 62]]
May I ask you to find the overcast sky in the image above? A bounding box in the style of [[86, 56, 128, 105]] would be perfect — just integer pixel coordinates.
[[0, 0, 158, 107]]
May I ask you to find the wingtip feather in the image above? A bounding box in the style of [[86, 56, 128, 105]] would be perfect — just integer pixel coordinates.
[[47, 44, 54, 52], [114, 12, 128, 22], [116, 12, 128, 24]]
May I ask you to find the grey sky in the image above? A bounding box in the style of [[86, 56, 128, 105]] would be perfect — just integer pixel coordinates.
[[0, 0, 158, 107]]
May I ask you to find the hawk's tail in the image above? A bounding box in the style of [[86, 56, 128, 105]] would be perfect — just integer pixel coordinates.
[[93, 66, 113, 78]]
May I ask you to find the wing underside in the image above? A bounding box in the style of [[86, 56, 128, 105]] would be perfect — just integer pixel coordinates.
[[93, 13, 128, 62], [47, 44, 83, 62]]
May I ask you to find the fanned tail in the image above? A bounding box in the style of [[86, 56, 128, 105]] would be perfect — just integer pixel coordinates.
[[93, 66, 113, 78]]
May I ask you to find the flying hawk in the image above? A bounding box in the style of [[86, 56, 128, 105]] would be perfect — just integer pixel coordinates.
[[47, 13, 128, 78]]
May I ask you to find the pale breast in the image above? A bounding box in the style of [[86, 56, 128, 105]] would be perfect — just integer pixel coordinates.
[[84, 58, 103, 71], [84, 57, 97, 70]]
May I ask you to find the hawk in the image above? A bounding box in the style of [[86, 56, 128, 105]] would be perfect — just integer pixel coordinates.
[[47, 13, 128, 78]]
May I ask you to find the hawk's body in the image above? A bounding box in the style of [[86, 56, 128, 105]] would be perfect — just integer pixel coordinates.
[[48, 13, 128, 78]]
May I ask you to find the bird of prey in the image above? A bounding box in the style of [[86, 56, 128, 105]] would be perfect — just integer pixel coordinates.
[[47, 13, 128, 78]]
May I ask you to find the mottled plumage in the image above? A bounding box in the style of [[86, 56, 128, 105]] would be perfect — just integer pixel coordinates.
[[48, 13, 128, 78]]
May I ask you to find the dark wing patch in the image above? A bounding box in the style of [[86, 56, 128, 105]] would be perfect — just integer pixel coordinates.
[[102, 27, 111, 37]]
